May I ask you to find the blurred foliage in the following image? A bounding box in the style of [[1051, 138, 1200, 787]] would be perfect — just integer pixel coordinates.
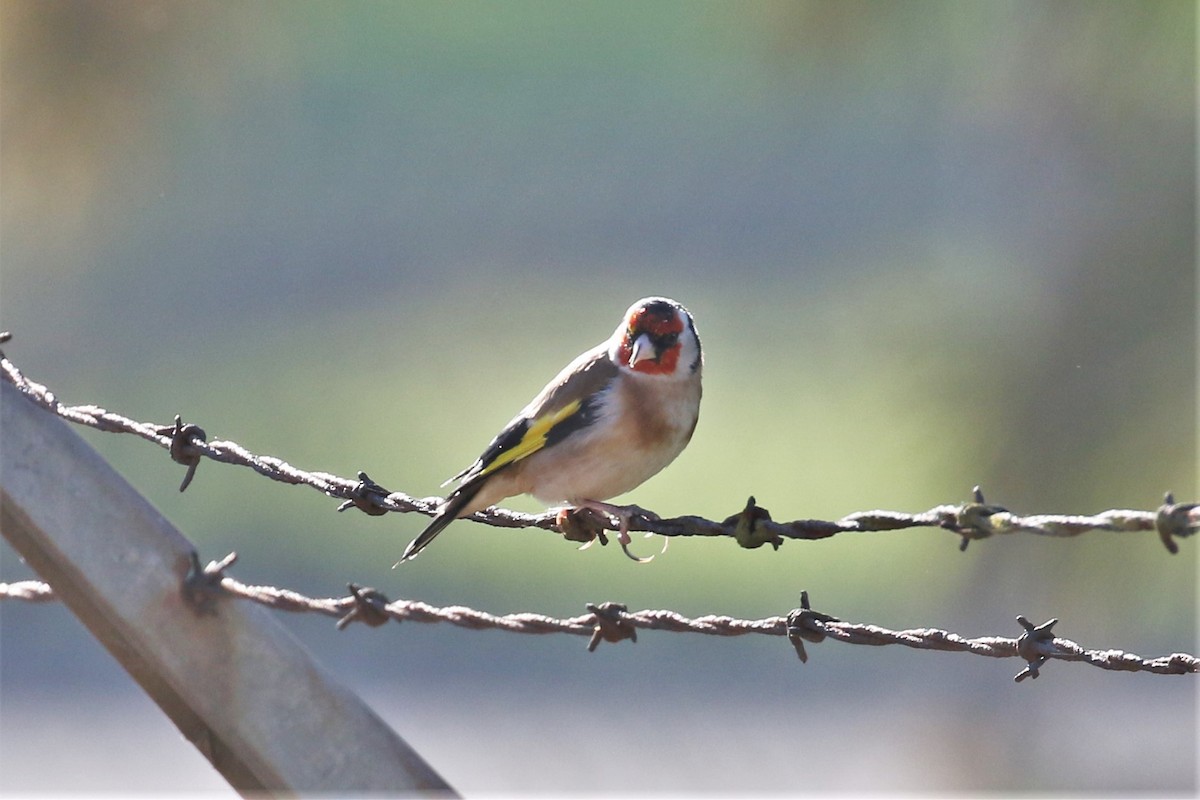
[[1, 0, 1195, 793]]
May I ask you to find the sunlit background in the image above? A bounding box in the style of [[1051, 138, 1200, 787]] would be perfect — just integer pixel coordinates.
[[2, 1, 1195, 795]]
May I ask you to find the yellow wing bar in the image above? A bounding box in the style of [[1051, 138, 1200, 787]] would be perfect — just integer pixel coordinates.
[[477, 398, 583, 479]]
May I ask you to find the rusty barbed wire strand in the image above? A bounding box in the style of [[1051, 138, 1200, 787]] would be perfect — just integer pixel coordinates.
[[2, 345, 1195, 553], [2, 576, 1195, 682]]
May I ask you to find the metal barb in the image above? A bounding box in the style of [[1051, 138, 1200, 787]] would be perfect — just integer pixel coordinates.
[[181, 551, 238, 615], [586, 602, 636, 651], [724, 496, 781, 550], [1155, 491, 1200, 555], [156, 414, 208, 492], [335, 471, 392, 516], [1013, 615, 1058, 682], [948, 485, 1008, 551], [785, 590, 841, 663], [337, 583, 393, 629]]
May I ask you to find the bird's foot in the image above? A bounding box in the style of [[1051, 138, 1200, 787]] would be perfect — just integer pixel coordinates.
[[569, 501, 664, 563], [557, 507, 609, 549]]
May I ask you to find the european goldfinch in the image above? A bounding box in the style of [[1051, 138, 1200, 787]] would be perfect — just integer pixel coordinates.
[[399, 296, 703, 563]]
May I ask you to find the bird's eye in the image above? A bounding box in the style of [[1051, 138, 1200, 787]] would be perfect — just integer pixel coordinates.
[[657, 332, 679, 349]]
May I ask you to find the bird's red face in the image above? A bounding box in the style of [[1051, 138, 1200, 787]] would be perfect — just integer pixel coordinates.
[[616, 300, 688, 376]]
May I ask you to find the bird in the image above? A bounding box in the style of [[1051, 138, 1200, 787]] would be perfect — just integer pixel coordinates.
[[397, 296, 703, 564]]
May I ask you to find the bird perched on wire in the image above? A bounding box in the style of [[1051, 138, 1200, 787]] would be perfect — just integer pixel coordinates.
[[398, 296, 703, 564]]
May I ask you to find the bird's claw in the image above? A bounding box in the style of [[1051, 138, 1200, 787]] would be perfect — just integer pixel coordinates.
[[565, 501, 664, 563], [618, 533, 654, 563]]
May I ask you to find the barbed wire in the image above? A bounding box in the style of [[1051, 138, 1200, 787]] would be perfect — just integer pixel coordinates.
[[4, 336, 1196, 682], [2, 567, 1196, 682], [2, 339, 1196, 554]]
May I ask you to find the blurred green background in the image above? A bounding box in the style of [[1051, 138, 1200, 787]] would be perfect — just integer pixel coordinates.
[[1, 0, 1195, 795]]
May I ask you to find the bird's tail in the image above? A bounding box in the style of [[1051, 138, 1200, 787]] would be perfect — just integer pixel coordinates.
[[395, 481, 485, 565]]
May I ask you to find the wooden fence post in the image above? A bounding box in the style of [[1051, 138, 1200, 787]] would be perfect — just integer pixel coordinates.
[[0, 380, 456, 797]]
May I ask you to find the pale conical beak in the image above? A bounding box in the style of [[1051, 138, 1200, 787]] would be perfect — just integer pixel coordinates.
[[628, 332, 657, 367]]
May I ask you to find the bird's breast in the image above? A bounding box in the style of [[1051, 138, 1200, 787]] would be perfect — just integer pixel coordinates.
[[515, 372, 701, 504]]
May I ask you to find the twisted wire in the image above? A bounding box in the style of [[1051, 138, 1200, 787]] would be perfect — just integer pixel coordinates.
[[2, 578, 1194, 680], [2, 347, 1193, 550]]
